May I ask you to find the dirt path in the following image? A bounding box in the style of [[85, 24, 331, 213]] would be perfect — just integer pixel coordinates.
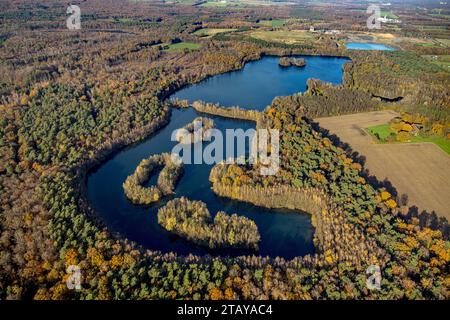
[[316, 110, 450, 219]]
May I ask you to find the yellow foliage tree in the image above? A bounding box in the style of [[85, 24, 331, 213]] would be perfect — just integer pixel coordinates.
[[431, 123, 444, 135], [64, 248, 78, 267], [396, 131, 411, 142], [209, 287, 224, 300], [20, 96, 30, 106], [400, 123, 413, 132], [224, 287, 235, 300], [385, 199, 397, 209], [380, 191, 391, 201]]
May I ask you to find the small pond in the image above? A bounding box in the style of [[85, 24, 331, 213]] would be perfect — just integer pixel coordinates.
[[172, 55, 350, 109], [345, 42, 396, 51]]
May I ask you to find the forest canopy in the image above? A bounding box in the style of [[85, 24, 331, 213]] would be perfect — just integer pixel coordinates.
[[0, 0, 448, 301]]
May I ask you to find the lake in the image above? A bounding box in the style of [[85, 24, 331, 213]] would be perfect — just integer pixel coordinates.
[[345, 42, 395, 51], [87, 55, 349, 259], [172, 55, 350, 110]]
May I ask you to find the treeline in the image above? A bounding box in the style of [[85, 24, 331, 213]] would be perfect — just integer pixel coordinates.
[[158, 197, 260, 250], [123, 153, 183, 204], [346, 51, 450, 123], [192, 100, 261, 122], [267, 78, 379, 119], [169, 98, 190, 108], [9, 80, 169, 169]]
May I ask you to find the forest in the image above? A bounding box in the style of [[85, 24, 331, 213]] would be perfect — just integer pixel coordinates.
[[209, 101, 449, 299], [0, 0, 448, 300]]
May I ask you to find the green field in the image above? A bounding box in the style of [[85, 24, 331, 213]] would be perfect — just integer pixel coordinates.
[[117, 18, 133, 23], [162, 42, 201, 52], [193, 28, 237, 37], [258, 19, 285, 28], [366, 124, 450, 154], [410, 135, 450, 154], [422, 55, 450, 70], [417, 41, 441, 48], [366, 124, 393, 141], [380, 11, 398, 19], [352, 9, 398, 19]]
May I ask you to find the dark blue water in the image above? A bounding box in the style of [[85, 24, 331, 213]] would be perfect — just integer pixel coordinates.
[[87, 55, 349, 259], [346, 42, 395, 51], [173, 55, 350, 110]]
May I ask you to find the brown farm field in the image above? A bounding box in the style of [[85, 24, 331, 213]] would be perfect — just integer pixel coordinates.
[[248, 30, 315, 45], [316, 111, 450, 219]]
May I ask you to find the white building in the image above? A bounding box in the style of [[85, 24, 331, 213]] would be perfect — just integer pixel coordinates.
[[378, 15, 401, 24]]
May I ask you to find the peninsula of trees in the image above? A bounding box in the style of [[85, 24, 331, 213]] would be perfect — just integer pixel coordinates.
[[123, 153, 183, 204], [157, 197, 260, 249]]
